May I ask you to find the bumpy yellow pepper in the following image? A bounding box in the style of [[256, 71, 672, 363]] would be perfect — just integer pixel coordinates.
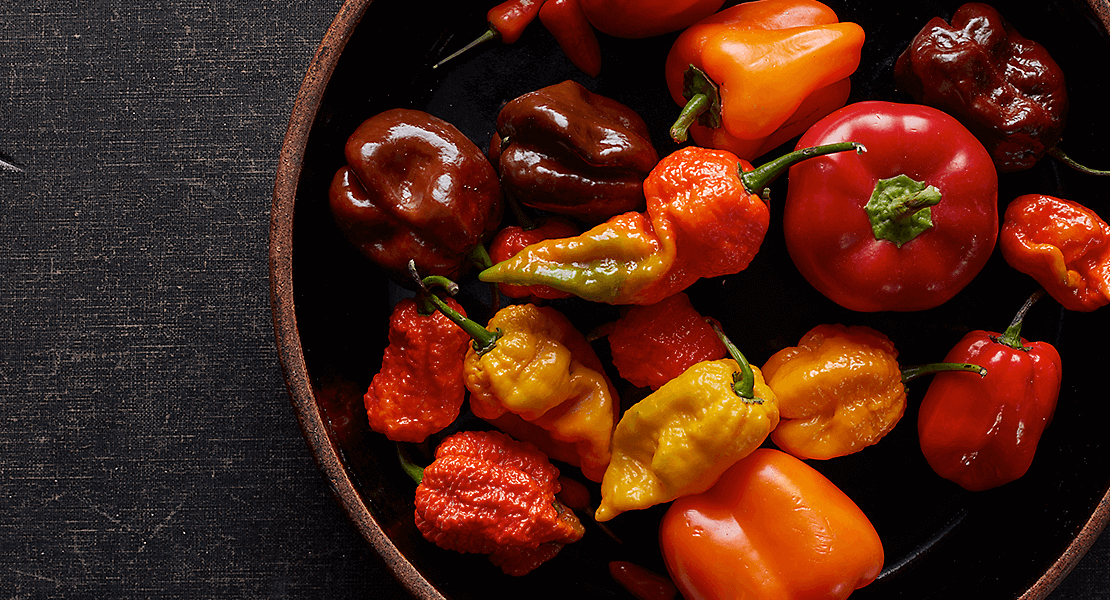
[[596, 326, 778, 521], [427, 292, 617, 483]]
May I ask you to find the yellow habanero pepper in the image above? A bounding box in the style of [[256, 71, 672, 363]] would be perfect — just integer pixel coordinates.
[[424, 278, 617, 483], [596, 324, 778, 522], [763, 324, 985, 460]]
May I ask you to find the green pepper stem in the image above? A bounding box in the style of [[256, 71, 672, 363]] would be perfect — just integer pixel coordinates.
[[997, 289, 1046, 349], [470, 244, 494, 270], [434, 27, 499, 70], [410, 260, 501, 353], [708, 320, 762, 403], [669, 93, 709, 144], [396, 443, 424, 485], [901, 361, 986, 383], [741, 142, 866, 197], [1047, 145, 1110, 176]]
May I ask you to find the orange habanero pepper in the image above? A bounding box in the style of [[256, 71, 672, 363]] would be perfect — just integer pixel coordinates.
[[660, 448, 884, 600], [665, 0, 864, 161]]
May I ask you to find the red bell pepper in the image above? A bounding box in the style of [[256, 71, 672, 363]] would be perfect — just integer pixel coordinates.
[[660, 448, 884, 600], [917, 291, 1063, 491], [783, 101, 999, 312]]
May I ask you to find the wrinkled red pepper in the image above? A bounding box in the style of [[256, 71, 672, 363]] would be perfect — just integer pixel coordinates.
[[606, 292, 726, 390], [413, 430, 586, 575], [488, 215, 580, 302], [783, 101, 999, 312], [918, 291, 1063, 491], [364, 293, 471, 442], [1000, 194, 1110, 312]]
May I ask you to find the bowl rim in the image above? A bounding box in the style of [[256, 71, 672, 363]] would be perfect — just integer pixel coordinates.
[[268, 1, 1110, 598]]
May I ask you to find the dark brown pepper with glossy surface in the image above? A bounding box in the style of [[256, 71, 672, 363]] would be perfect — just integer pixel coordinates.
[[492, 80, 659, 222], [329, 108, 503, 281], [893, 3, 1068, 172]]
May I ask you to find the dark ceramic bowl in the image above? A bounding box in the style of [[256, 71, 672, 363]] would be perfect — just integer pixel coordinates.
[[271, 1, 1110, 598]]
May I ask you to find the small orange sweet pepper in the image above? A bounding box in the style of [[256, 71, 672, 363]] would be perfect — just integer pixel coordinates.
[[664, 0, 865, 161], [660, 448, 884, 600], [763, 323, 984, 459]]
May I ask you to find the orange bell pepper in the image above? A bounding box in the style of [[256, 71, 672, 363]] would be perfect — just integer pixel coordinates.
[[664, 0, 864, 161], [660, 448, 884, 600]]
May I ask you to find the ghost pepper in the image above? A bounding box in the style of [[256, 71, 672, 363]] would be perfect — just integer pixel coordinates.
[[1000, 194, 1110, 312], [918, 291, 1063, 491], [762, 323, 985, 460], [660, 448, 884, 600], [421, 276, 617, 482], [595, 323, 778, 521], [413, 430, 586, 576], [480, 142, 863, 305], [606, 292, 726, 390], [364, 293, 471, 443], [665, 0, 864, 161]]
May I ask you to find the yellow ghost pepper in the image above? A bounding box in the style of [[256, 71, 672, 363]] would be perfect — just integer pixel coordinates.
[[422, 274, 617, 483], [595, 324, 778, 522]]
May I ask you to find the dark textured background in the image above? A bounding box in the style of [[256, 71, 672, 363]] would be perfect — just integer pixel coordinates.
[[0, 1, 1106, 598]]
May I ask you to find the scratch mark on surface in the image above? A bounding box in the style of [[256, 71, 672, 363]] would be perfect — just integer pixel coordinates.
[[10, 568, 63, 587], [134, 499, 186, 558]]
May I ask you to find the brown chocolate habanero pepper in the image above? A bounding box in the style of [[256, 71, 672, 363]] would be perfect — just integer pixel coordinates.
[[329, 108, 503, 281], [491, 80, 659, 223]]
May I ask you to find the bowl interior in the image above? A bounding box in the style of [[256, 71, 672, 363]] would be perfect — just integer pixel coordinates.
[[271, 1, 1110, 598]]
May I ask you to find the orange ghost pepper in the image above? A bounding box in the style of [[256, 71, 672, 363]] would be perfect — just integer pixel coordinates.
[[665, 0, 865, 161], [762, 324, 985, 460], [479, 142, 863, 305], [1000, 193, 1110, 311], [660, 448, 884, 600]]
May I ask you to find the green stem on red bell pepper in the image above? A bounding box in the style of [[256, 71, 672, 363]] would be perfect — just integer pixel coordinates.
[[996, 289, 1045, 350], [865, 174, 942, 248]]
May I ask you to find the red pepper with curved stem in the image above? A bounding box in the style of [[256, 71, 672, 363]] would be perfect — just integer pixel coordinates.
[[1000, 194, 1110, 312], [918, 291, 1063, 491], [435, 0, 545, 69], [580, 0, 724, 39], [783, 101, 998, 312], [539, 0, 602, 78]]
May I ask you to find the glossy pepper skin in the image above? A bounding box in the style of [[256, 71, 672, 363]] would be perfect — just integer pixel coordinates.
[[492, 81, 659, 223], [763, 324, 905, 460], [607, 292, 726, 390], [480, 142, 861, 305], [488, 216, 580, 301], [918, 293, 1063, 491], [579, 0, 724, 39], [893, 3, 1067, 172], [1000, 194, 1110, 312], [596, 328, 778, 521], [660, 448, 884, 600], [784, 101, 998, 312], [414, 430, 586, 576], [329, 109, 502, 281], [364, 295, 471, 443], [665, 0, 864, 161]]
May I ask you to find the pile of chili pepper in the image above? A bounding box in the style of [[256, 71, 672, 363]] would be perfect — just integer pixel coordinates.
[[316, 0, 1109, 594]]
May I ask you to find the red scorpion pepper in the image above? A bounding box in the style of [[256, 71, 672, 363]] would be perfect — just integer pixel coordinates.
[[606, 292, 726, 390], [783, 101, 999, 312], [480, 141, 862, 305], [894, 3, 1108, 175], [488, 213, 579, 302], [665, 0, 864, 161], [364, 292, 471, 443], [539, 0, 602, 77], [918, 291, 1063, 491], [1000, 194, 1110, 312], [660, 448, 884, 600], [412, 430, 586, 575], [579, 0, 725, 39]]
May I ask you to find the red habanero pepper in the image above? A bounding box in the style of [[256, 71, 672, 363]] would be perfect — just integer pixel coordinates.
[[488, 215, 580, 301], [606, 292, 726, 390], [539, 0, 602, 78], [436, 0, 545, 69], [364, 292, 471, 443], [579, 0, 725, 39], [1000, 194, 1110, 312], [918, 291, 1063, 491], [783, 101, 999, 312], [412, 430, 586, 576]]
